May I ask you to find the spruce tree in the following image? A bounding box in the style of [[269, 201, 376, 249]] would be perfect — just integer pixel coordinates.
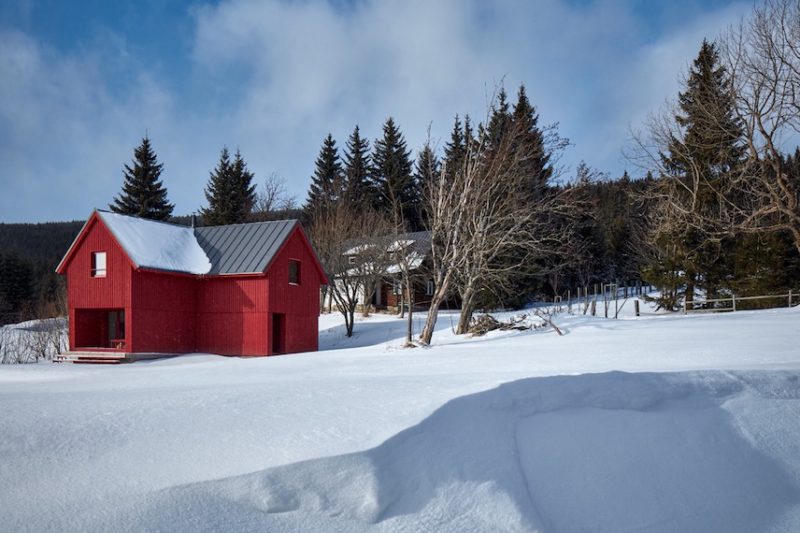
[[511, 85, 552, 195], [485, 87, 511, 153], [414, 143, 440, 228], [303, 134, 343, 222], [201, 148, 236, 226], [110, 136, 174, 220], [342, 126, 374, 206], [415, 143, 440, 191], [443, 115, 465, 183], [230, 149, 257, 223], [475, 87, 555, 308], [652, 40, 745, 307], [371, 117, 418, 230], [463, 115, 474, 153]]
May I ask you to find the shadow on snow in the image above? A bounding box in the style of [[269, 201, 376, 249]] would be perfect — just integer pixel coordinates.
[[102, 371, 800, 532]]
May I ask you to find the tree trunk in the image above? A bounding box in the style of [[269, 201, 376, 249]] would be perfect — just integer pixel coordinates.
[[406, 281, 414, 345], [456, 285, 477, 335], [419, 272, 452, 345], [685, 273, 695, 312], [362, 284, 373, 318], [320, 285, 328, 313], [345, 306, 356, 337]]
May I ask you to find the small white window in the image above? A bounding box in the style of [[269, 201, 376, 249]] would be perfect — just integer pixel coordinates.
[[92, 252, 107, 278], [348, 255, 356, 265]]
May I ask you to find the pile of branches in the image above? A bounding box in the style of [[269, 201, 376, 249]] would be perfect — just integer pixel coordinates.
[[468, 313, 545, 336]]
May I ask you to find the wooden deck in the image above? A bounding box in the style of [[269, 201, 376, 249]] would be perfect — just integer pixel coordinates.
[[54, 351, 178, 364]]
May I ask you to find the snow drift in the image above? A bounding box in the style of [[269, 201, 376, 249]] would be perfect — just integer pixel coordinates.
[[71, 371, 800, 533]]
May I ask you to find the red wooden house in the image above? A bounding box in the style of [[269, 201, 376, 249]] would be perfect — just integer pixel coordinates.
[[55, 210, 328, 362]]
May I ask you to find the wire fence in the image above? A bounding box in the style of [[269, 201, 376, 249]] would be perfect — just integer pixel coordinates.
[[682, 291, 798, 314], [543, 285, 798, 319]]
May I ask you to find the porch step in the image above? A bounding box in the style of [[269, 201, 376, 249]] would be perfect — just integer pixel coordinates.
[[72, 358, 123, 365], [54, 351, 129, 364]]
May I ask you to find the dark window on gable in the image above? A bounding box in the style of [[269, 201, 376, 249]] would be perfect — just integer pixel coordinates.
[[91, 252, 107, 278], [289, 260, 301, 285]]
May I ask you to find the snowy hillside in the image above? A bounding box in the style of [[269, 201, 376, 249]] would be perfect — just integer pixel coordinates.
[[1, 308, 799, 532]]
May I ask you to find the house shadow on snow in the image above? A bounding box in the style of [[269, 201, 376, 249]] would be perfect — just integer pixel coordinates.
[[111, 371, 800, 532]]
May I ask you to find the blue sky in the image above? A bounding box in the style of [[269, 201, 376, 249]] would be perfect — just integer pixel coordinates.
[[0, 0, 750, 223]]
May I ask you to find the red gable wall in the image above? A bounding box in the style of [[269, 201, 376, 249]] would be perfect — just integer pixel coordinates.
[[267, 226, 323, 354], [63, 216, 134, 351]]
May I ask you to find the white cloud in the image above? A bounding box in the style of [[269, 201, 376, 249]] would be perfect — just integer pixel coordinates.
[[0, 29, 179, 221], [0, 0, 756, 222]]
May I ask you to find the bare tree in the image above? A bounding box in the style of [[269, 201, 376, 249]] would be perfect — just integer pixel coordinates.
[[26, 326, 50, 363], [355, 234, 395, 318], [0, 326, 10, 364], [721, 0, 800, 251], [252, 173, 298, 221], [386, 235, 428, 346], [419, 113, 579, 344], [309, 203, 392, 337]]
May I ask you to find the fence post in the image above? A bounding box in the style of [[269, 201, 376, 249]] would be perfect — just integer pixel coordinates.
[[732, 294, 736, 312], [683, 300, 687, 315], [790, 290, 793, 308], [591, 299, 596, 316], [635, 299, 640, 317]]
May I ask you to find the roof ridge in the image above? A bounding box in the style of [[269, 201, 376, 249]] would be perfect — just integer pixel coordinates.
[[197, 218, 298, 230], [96, 209, 195, 231]]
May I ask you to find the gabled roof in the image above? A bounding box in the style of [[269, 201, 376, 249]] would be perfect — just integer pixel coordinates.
[[194, 220, 296, 275], [57, 211, 323, 279]]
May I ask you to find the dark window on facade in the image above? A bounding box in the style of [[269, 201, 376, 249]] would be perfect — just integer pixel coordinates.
[[426, 280, 435, 296], [289, 260, 301, 285], [91, 252, 107, 277]]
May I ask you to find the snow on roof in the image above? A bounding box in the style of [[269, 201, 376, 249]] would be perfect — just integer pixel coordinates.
[[344, 243, 375, 256], [385, 252, 425, 274], [387, 239, 415, 252], [98, 211, 212, 275]]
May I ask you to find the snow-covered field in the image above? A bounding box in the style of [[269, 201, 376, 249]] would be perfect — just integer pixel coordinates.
[[1, 306, 799, 532]]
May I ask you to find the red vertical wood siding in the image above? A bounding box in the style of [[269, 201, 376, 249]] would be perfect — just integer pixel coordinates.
[[65, 217, 132, 351], [131, 270, 197, 353], [267, 228, 322, 354], [196, 277, 269, 356]]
